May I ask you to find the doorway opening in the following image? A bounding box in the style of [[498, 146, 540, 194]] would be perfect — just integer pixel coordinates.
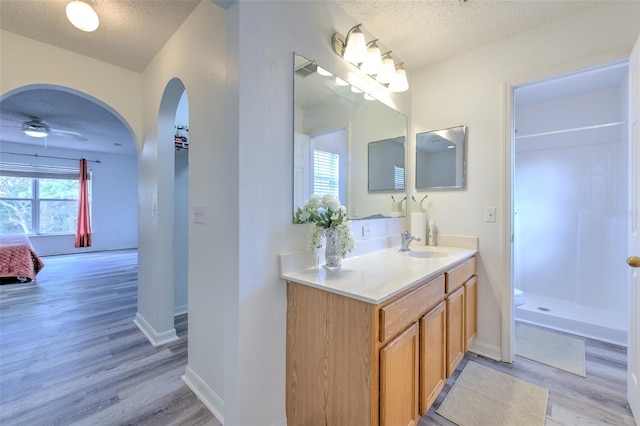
[[173, 90, 189, 332], [511, 62, 629, 346]]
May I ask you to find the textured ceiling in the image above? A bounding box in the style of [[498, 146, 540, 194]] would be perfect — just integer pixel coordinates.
[[0, 0, 624, 156], [336, 0, 611, 71], [0, 0, 200, 72], [0, 89, 136, 156]]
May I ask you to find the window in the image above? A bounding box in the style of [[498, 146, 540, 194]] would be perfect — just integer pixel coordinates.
[[0, 164, 90, 235], [311, 128, 348, 203], [313, 150, 340, 199], [394, 164, 405, 190]]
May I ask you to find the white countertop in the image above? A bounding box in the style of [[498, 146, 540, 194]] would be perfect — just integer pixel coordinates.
[[280, 245, 477, 305]]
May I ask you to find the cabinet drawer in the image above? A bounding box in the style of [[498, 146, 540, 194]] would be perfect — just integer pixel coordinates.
[[445, 257, 476, 293], [379, 275, 445, 343]]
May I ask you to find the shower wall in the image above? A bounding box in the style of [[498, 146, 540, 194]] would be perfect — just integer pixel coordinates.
[[514, 82, 628, 344]]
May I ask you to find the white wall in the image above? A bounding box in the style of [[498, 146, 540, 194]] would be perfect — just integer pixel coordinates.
[[514, 86, 628, 331], [137, 0, 228, 418], [0, 31, 142, 148], [225, 1, 410, 424], [0, 142, 138, 256], [411, 1, 639, 359]]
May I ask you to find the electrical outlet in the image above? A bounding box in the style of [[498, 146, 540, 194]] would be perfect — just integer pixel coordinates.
[[351, 205, 359, 217], [484, 207, 496, 223]]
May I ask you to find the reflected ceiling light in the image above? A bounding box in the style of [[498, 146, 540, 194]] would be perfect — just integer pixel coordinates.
[[335, 77, 349, 86], [332, 24, 409, 92], [351, 86, 363, 93], [364, 93, 376, 101], [66, 1, 99, 32], [316, 66, 332, 77], [389, 63, 409, 93]]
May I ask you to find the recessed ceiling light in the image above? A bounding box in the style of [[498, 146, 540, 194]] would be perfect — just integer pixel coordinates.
[[66, 1, 99, 32]]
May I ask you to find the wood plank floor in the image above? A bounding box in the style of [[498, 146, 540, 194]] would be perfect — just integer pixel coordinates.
[[1, 250, 635, 425], [0, 250, 219, 426], [421, 326, 636, 425]]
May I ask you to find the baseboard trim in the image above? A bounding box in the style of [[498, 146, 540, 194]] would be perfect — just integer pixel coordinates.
[[133, 312, 179, 347], [174, 305, 188, 317], [469, 339, 502, 362], [182, 366, 224, 424]]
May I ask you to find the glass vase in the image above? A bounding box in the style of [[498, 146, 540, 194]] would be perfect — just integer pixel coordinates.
[[323, 228, 342, 270]]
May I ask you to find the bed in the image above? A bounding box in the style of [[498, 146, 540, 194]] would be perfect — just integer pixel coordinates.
[[0, 234, 45, 283]]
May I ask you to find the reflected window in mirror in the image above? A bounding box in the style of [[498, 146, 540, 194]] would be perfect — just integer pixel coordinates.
[[293, 53, 408, 222], [415, 125, 466, 190]]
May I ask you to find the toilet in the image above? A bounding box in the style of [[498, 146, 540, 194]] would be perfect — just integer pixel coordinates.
[[514, 288, 525, 306]]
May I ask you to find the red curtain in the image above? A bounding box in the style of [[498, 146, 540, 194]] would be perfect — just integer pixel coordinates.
[[75, 158, 92, 248]]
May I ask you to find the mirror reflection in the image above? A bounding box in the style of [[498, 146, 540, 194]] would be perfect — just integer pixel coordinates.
[[415, 125, 466, 189], [293, 53, 408, 221], [368, 137, 405, 192]]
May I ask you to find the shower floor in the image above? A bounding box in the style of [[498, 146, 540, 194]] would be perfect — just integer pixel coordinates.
[[515, 292, 627, 346]]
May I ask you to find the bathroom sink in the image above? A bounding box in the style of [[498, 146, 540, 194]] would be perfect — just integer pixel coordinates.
[[400, 249, 449, 259]]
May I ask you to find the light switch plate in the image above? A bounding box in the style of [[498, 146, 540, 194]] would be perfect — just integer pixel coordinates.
[[193, 205, 206, 224], [484, 207, 496, 222]]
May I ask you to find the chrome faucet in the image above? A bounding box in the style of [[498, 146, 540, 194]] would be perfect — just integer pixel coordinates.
[[399, 231, 420, 251]]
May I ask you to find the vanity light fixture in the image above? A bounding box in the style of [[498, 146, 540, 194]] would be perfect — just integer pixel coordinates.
[[332, 24, 409, 92], [389, 63, 409, 92], [342, 24, 367, 64], [66, 0, 99, 32], [350, 86, 363, 93], [335, 77, 349, 86]]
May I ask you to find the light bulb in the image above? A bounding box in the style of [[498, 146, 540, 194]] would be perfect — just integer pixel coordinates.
[[360, 40, 382, 75], [376, 52, 396, 84], [389, 63, 409, 92]]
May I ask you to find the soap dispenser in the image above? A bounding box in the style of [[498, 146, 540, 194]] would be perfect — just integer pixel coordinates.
[[428, 220, 436, 246]]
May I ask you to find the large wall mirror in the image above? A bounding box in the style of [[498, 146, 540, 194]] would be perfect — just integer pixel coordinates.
[[293, 53, 408, 221], [415, 125, 466, 190]]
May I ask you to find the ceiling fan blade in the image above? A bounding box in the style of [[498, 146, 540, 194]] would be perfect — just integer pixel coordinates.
[[50, 128, 88, 141]]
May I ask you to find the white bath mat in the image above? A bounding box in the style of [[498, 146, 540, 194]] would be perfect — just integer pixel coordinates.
[[436, 361, 548, 426], [516, 323, 586, 377]]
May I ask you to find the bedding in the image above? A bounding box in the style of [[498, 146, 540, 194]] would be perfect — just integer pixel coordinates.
[[0, 234, 45, 283]]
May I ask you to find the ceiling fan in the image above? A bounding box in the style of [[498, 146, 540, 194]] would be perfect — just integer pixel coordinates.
[[19, 117, 88, 141], [1, 116, 88, 141]]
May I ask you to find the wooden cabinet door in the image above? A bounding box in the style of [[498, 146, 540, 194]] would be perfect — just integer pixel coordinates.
[[419, 300, 447, 416], [464, 276, 478, 352], [446, 286, 465, 377], [380, 322, 419, 426]]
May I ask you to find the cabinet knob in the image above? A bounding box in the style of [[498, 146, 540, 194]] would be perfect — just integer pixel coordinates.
[[628, 256, 640, 268]]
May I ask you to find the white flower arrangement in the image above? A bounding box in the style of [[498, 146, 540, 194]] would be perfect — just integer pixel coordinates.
[[294, 194, 355, 257]]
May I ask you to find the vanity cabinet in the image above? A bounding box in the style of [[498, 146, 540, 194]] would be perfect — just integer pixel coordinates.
[[285, 255, 477, 426], [380, 322, 419, 426], [446, 286, 465, 376], [465, 276, 478, 351], [419, 300, 447, 415]]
